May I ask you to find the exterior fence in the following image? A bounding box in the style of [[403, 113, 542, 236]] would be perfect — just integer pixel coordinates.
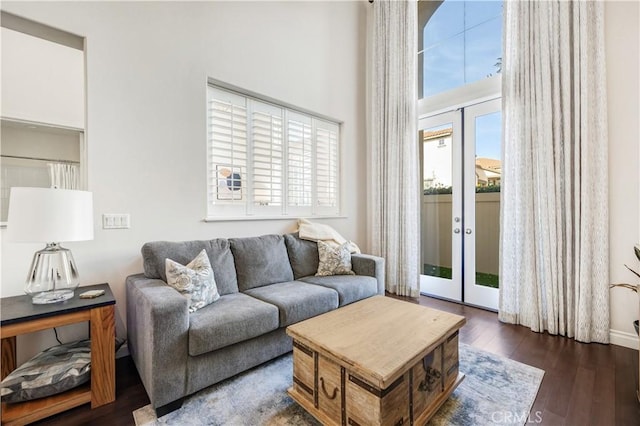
[[422, 192, 500, 276]]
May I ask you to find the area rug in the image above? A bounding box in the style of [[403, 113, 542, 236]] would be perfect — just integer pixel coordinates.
[[133, 343, 544, 426]]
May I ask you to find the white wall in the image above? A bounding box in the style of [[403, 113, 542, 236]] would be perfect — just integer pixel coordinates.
[[0, 1, 367, 363], [606, 1, 640, 349]]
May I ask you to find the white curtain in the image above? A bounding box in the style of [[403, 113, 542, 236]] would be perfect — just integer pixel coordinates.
[[48, 163, 79, 190], [366, 0, 420, 297], [500, 1, 609, 343]]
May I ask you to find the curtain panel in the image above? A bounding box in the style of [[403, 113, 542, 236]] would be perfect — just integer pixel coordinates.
[[500, 0, 609, 343], [366, 0, 420, 297], [48, 163, 79, 190]]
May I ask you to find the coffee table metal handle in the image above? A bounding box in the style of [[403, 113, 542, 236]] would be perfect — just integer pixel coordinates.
[[320, 377, 338, 400]]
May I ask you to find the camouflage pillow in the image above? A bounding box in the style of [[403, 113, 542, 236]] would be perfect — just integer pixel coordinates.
[[165, 249, 220, 313], [1, 339, 91, 403]]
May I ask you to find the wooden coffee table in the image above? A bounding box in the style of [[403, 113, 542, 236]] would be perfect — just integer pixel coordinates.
[[286, 295, 466, 426]]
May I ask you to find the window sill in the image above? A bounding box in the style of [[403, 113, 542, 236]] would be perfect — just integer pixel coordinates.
[[203, 215, 347, 223]]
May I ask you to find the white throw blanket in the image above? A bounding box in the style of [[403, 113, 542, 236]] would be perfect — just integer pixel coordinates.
[[297, 219, 361, 254]]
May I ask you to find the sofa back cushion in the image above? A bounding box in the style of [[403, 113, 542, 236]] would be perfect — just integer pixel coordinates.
[[284, 233, 319, 279], [141, 239, 239, 295], [229, 234, 294, 291]]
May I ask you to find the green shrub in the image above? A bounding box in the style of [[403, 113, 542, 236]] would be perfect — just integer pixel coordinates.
[[476, 185, 501, 193], [423, 186, 452, 195], [423, 185, 501, 195]]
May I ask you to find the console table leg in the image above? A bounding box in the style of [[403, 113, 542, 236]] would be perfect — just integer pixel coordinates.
[[90, 305, 115, 408], [1, 336, 17, 380]]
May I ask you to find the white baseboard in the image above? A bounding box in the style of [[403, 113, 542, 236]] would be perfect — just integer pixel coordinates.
[[610, 329, 639, 350]]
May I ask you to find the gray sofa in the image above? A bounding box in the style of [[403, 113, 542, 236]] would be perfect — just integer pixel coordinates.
[[126, 233, 384, 415]]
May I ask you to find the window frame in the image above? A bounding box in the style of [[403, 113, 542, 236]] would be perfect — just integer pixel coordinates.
[[205, 79, 343, 221], [418, 0, 503, 103]]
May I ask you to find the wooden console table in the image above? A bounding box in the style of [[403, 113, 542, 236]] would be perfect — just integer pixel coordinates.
[[1, 283, 116, 426]]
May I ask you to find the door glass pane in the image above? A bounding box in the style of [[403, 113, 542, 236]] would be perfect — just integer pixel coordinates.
[[474, 111, 501, 288], [421, 124, 454, 281]]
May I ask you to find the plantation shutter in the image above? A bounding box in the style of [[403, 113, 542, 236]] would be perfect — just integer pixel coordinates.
[[207, 87, 248, 216], [206, 82, 341, 219], [286, 111, 312, 214], [251, 100, 283, 212], [314, 120, 339, 215]]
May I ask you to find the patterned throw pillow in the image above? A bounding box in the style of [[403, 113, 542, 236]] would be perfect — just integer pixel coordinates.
[[315, 240, 356, 276], [165, 249, 220, 313], [1, 339, 91, 403]]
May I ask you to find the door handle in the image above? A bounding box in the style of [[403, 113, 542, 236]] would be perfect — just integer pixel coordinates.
[[465, 229, 472, 234]]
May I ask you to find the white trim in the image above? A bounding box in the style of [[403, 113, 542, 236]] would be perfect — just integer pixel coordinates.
[[204, 215, 347, 223], [462, 99, 501, 311], [610, 328, 639, 350], [418, 110, 463, 302], [419, 75, 502, 118], [0, 11, 84, 50], [0, 116, 84, 133]]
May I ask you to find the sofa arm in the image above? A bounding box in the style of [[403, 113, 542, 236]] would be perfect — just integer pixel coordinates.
[[351, 254, 385, 295], [126, 274, 189, 409]]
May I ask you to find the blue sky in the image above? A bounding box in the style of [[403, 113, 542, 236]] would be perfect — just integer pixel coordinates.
[[475, 111, 501, 159], [423, 1, 503, 97], [423, 0, 503, 160]]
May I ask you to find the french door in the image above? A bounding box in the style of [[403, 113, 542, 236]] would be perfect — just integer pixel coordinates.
[[419, 98, 501, 310]]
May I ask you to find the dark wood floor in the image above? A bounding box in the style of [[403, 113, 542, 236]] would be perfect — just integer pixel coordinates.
[[32, 295, 639, 426]]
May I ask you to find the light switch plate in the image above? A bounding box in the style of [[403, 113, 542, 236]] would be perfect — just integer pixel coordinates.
[[102, 213, 130, 229]]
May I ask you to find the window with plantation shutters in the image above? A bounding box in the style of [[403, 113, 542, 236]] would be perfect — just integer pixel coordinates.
[[286, 112, 312, 212], [206, 83, 341, 219], [315, 121, 339, 213], [207, 88, 247, 216], [251, 102, 283, 213]]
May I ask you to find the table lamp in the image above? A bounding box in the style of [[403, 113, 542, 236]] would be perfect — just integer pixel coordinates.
[[6, 187, 94, 304]]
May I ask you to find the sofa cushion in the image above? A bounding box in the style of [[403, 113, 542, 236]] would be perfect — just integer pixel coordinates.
[[165, 249, 220, 313], [142, 239, 239, 295], [188, 293, 279, 356], [0, 339, 91, 403], [284, 233, 319, 279], [244, 281, 338, 327], [316, 240, 356, 276], [300, 275, 378, 307], [229, 235, 294, 291]]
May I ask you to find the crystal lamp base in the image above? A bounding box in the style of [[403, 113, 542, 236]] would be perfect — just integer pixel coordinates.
[[25, 243, 80, 304], [31, 289, 76, 304]]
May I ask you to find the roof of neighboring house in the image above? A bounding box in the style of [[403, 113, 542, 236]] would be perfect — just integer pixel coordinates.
[[476, 167, 488, 183], [476, 157, 501, 171], [423, 128, 453, 141]]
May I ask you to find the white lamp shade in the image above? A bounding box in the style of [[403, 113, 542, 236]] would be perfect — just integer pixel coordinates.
[[7, 187, 94, 243]]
